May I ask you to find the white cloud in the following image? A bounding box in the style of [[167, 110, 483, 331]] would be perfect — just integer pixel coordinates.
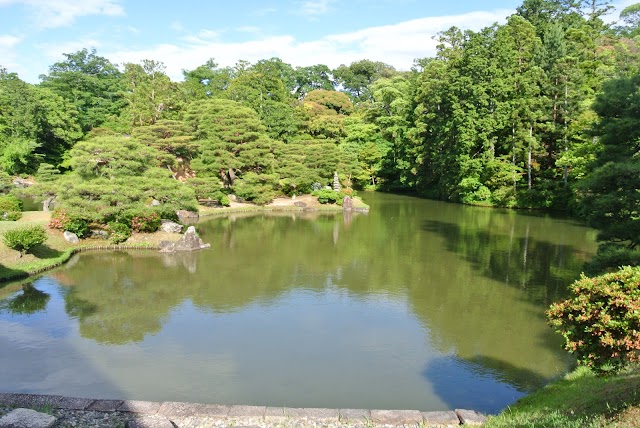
[[0, 34, 22, 72], [105, 8, 513, 81], [0, 0, 125, 29], [236, 26, 261, 34], [297, 0, 334, 17]]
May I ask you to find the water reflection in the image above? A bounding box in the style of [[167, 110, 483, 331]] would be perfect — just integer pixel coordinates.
[[0, 194, 596, 412]]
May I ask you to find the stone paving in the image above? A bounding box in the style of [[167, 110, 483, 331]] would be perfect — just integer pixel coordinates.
[[0, 393, 488, 427]]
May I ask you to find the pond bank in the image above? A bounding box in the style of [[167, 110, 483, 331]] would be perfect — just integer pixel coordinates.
[[0, 392, 486, 427]]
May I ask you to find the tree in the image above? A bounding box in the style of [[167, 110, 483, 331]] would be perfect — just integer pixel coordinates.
[[181, 58, 233, 100], [0, 69, 81, 173], [40, 48, 124, 133], [333, 59, 396, 101], [293, 64, 335, 98], [121, 60, 179, 127], [575, 73, 640, 272]]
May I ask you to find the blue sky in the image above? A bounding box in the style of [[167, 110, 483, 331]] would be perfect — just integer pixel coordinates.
[[0, 0, 633, 83]]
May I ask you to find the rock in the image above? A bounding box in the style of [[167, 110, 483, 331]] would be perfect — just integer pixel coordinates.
[[0, 408, 56, 428], [159, 226, 210, 253], [12, 178, 33, 188], [342, 196, 353, 210], [126, 416, 174, 428], [455, 409, 487, 425], [294, 201, 307, 208], [150, 199, 160, 206], [63, 231, 79, 243], [176, 210, 199, 224], [160, 220, 182, 234], [159, 240, 175, 250], [89, 229, 109, 239], [43, 196, 55, 212], [228, 194, 237, 202]]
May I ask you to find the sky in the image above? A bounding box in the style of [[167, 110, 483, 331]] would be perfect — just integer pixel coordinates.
[[0, 0, 635, 83]]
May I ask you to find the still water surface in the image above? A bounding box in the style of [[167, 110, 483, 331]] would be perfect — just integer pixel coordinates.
[[0, 193, 597, 413]]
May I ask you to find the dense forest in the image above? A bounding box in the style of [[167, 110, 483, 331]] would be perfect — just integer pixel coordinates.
[[0, 0, 638, 270]]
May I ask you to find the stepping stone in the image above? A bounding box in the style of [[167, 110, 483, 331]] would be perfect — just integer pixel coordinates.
[[422, 411, 461, 427], [126, 416, 174, 428], [455, 409, 487, 425], [0, 408, 56, 428]]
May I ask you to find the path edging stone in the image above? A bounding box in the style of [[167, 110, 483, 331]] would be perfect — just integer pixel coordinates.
[[0, 392, 489, 426]]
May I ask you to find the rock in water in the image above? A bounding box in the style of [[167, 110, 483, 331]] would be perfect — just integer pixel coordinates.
[[0, 408, 56, 428], [342, 196, 353, 211], [159, 226, 210, 253], [63, 231, 79, 243], [160, 220, 183, 234]]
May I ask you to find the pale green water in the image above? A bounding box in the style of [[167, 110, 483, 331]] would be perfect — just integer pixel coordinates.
[[0, 193, 597, 413]]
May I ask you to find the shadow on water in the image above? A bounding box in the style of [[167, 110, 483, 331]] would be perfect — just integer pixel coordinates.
[[422, 355, 552, 415], [421, 220, 590, 305]]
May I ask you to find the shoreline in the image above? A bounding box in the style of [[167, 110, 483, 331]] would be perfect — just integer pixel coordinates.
[[0, 196, 369, 283], [0, 392, 486, 427]]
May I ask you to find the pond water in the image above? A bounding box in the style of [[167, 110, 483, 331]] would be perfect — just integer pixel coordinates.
[[0, 193, 597, 414]]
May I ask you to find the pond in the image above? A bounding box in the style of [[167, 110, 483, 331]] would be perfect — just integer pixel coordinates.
[[0, 193, 597, 414]]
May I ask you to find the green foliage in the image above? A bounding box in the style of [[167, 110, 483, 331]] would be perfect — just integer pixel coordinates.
[[312, 189, 342, 204], [233, 172, 278, 205], [107, 221, 131, 244], [3, 211, 22, 221], [131, 212, 161, 233], [63, 217, 90, 238], [548, 266, 640, 375], [2, 225, 47, 255], [0, 194, 22, 213]]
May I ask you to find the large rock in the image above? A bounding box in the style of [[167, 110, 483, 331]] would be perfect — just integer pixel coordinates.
[[160, 220, 182, 234], [0, 408, 56, 428], [159, 226, 210, 253], [89, 229, 109, 239], [176, 210, 199, 224], [63, 231, 79, 243]]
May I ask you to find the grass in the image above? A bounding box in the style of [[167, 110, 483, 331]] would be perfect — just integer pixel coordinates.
[[0, 211, 166, 283], [486, 366, 640, 428]]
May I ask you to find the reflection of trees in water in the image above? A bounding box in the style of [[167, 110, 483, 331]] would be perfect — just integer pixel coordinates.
[[50, 196, 591, 393], [1, 283, 50, 315]]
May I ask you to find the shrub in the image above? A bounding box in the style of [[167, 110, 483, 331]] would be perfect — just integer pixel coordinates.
[[108, 221, 131, 244], [312, 189, 343, 204], [48, 208, 69, 230], [0, 194, 22, 214], [2, 225, 47, 256], [547, 266, 640, 375], [3, 211, 22, 221], [64, 217, 90, 238], [131, 212, 161, 233]]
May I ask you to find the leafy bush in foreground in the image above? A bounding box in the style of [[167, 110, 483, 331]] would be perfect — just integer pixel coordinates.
[[547, 266, 640, 375], [2, 225, 47, 256]]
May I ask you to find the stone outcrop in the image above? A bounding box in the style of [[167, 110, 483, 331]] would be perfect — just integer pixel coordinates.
[[176, 210, 199, 224], [63, 231, 79, 243], [160, 220, 182, 234], [0, 408, 56, 428], [159, 226, 210, 253]]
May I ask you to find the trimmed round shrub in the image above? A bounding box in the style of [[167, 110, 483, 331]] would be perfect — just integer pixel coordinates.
[[547, 266, 640, 375], [2, 225, 47, 256], [312, 189, 341, 204], [0, 194, 22, 214]]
